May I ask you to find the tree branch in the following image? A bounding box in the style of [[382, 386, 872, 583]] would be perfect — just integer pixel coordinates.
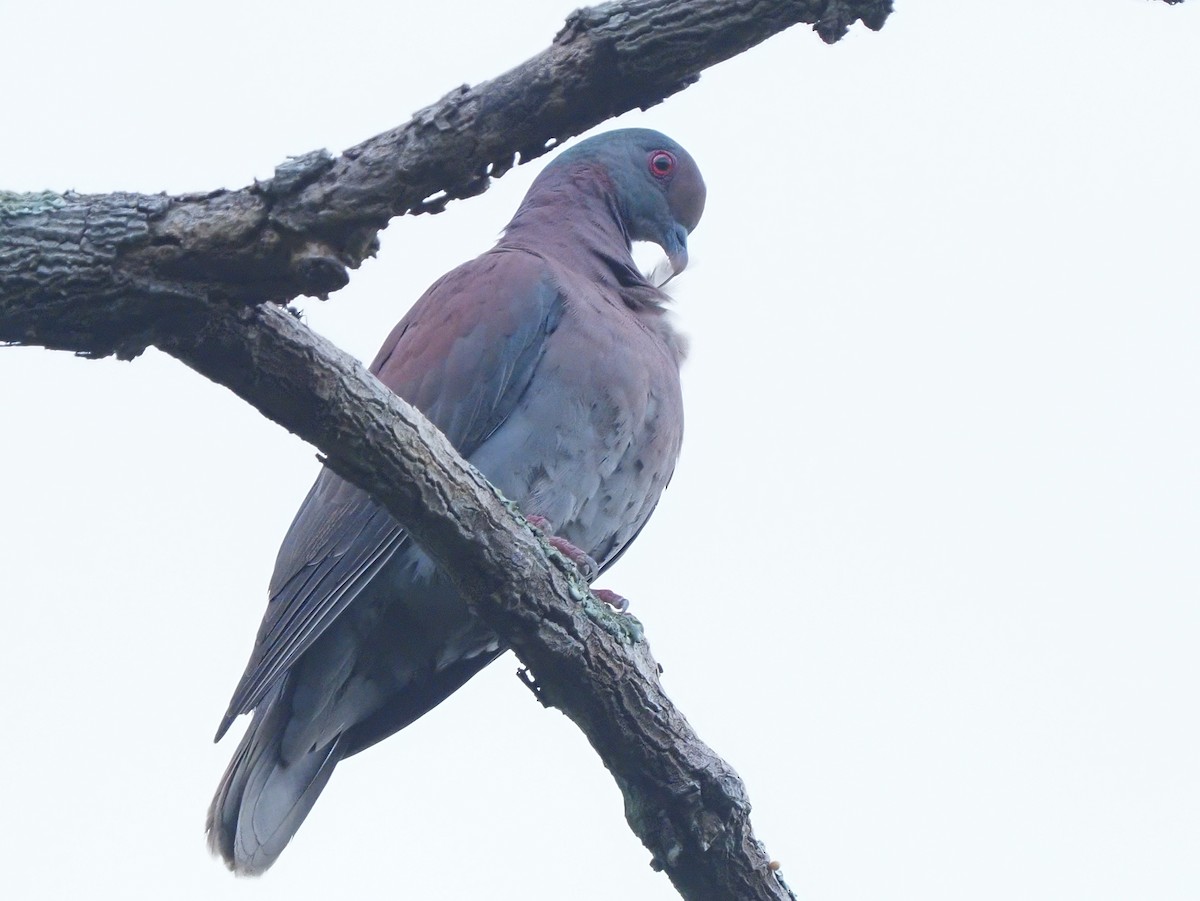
[[160, 300, 796, 900], [0, 0, 889, 359], [0, 1, 897, 897]]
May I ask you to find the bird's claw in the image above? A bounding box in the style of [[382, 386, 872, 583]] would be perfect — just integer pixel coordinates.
[[547, 536, 600, 582], [592, 588, 630, 613], [527, 515, 627, 610], [527, 515, 599, 582]]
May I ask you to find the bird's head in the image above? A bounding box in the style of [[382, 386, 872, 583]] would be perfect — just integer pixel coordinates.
[[543, 128, 707, 276]]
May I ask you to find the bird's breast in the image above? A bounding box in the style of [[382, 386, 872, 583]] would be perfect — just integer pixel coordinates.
[[467, 288, 684, 570]]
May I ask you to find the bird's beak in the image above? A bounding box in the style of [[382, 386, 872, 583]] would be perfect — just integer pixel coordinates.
[[663, 223, 689, 275]]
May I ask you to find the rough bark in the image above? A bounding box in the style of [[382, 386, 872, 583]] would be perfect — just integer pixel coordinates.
[[0, 0, 890, 360], [161, 301, 795, 898], [0, 1, 897, 898]]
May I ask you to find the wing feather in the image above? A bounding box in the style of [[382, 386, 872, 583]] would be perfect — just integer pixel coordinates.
[[217, 251, 563, 737]]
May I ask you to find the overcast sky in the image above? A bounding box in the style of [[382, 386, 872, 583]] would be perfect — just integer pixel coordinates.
[[2, 1, 1198, 899]]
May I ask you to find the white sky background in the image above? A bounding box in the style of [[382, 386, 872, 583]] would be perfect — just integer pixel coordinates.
[[2, 1, 1197, 898]]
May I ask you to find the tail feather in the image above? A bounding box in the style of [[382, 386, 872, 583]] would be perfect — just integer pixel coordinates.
[[206, 683, 344, 876]]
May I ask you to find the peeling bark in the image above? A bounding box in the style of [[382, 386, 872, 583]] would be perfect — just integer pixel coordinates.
[[1, 0, 889, 359]]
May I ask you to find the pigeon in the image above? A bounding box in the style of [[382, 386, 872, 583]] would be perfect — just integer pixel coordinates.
[[208, 127, 706, 874]]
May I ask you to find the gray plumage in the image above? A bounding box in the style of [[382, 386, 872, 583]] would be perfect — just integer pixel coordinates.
[[207, 127, 706, 874]]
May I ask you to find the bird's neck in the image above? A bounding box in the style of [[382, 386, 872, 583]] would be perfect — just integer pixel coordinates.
[[500, 164, 642, 287]]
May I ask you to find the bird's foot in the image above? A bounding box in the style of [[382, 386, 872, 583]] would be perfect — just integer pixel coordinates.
[[526, 515, 599, 581], [592, 588, 630, 613], [546, 535, 600, 582], [526, 515, 629, 611]]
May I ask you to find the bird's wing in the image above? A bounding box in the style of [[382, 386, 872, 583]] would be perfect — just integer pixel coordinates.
[[216, 250, 564, 738]]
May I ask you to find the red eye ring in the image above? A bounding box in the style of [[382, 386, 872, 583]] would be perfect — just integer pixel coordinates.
[[649, 150, 676, 178]]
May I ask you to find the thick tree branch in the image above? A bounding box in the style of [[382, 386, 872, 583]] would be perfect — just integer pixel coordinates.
[[159, 300, 795, 900], [0, 0, 889, 359]]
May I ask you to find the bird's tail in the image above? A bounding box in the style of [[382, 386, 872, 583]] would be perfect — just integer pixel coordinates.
[[206, 682, 344, 875]]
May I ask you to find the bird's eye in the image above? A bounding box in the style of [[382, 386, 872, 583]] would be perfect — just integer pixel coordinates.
[[649, 150, 676, 178]]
